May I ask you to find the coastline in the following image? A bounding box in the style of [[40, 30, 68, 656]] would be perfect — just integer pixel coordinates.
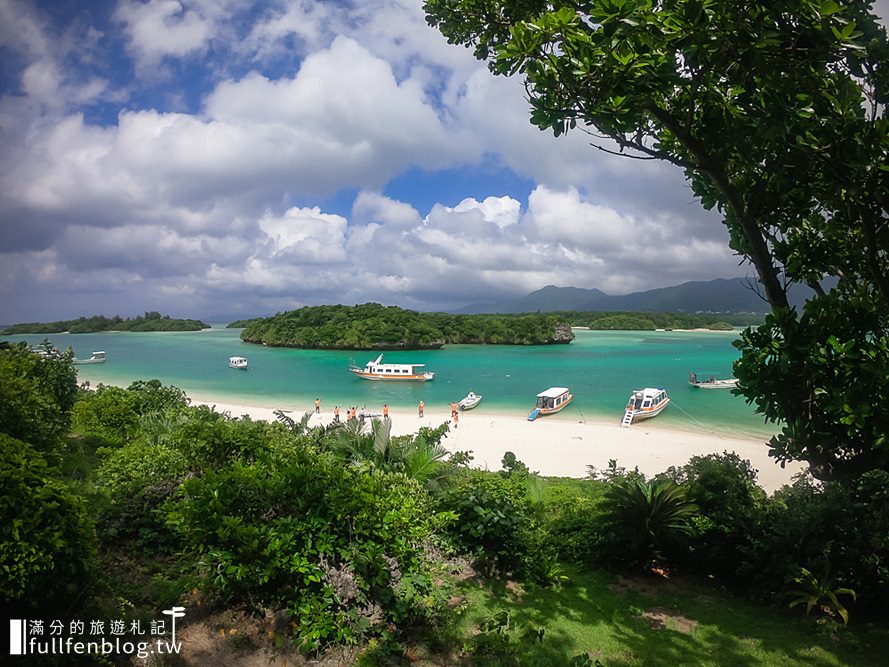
[[187, 391, 804, 493]]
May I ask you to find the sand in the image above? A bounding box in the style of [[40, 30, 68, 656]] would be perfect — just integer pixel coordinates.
[[188, 394, 805, 493]]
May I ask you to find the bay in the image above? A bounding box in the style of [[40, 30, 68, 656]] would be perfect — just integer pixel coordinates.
[[2, 326, 774, 438]]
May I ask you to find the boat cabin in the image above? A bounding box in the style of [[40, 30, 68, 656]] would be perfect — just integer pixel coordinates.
[[229, 356, 248, 369], [627, 387, 668, 411], [536, 387, 572, 410]]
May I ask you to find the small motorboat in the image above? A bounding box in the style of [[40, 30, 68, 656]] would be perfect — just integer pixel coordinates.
[[229, 356, 249, 369], [528, 387, 573, 421], [621, 387, 669, 427], [458, 391, 482, 411], [688, 371, 739, 389], [73, 351, 106, 365]]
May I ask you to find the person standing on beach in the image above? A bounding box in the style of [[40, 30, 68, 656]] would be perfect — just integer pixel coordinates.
[[453, 412, 459, 429], [383, 403, 389, 420], [418, 400, 424, 418], [451, 402, 457, 418], [334, 405, 340, 422], [315, 398, 321, 414]]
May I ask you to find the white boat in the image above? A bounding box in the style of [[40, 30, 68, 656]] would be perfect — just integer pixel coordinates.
[[528, 387, 573, 421], [458, 391, 483, 411], [349, 354, 434, 382], [621, 387, 669, 427], [229, 356, 249, 369], [73, 351, 106, 365], [688, 371, 739, 389]]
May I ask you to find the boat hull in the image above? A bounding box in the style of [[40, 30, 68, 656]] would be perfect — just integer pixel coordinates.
[[459, 397, 482, 410], [689, 379, 738, 389], [73, 358, 105, 365], [628, 399, 669, 421], [529, 393, 573, 420]]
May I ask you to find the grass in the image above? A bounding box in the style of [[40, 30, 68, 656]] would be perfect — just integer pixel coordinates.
[[432, 566, 889, 666]]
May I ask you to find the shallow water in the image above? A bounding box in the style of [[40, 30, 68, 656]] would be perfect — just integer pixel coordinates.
[[3, 326, 774, 438]]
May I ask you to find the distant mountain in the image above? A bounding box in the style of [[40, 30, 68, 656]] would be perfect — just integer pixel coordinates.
[[455, 277, 813, 314]]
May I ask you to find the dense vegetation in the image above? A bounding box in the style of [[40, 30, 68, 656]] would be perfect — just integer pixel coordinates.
[[2, 343, 887, 664], [239, 303, 574, 348], [425, 0, 889, 483], [1, 311, 210, 334], [561, 311, 741, 330]]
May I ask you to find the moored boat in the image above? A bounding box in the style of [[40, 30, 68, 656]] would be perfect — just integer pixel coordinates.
[[458, 390, 482, 410], [528, 387, 573, 421], [621, 387, 669, 427], [229, 356, 249, 369], [688, 371, 738, 389], [74, 351, 106, 365], [349, 354, 435, 381]]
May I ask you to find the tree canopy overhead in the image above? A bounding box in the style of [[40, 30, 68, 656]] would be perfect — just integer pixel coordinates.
[[425, 0, 889, 480]]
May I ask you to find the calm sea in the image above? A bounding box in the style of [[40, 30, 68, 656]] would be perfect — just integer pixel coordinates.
[[2, 326, 774, 438]]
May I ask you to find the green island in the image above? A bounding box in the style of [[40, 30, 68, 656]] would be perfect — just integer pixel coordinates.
[[2, 345, 887, 665], [1, 311, 211, 335], [230, 304, 749, 350], [236, 303, 575, 348]]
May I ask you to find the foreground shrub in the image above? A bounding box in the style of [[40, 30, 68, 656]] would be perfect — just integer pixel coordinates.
[[600, 478, 698, 569], [0, 342, 77, 451], [660, 452, 767, 578], [438, 471, 532, 577], [0, 434, 94, 612], [72, 380, 189, 446], [741, 471, 889, 612], [166, 442, 452, 652]]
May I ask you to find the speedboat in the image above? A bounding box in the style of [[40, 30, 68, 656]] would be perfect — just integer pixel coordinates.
[[688, 371, 739, 389], [349, 354, 435, 381], [229, 356, 249, 369], [73, 351, 106, 365], [528, 387, 573, 421], [458, 391, 482, 410], [621, 387, 669, 427]]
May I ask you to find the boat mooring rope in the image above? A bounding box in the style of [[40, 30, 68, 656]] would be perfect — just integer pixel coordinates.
[[669, 399, 726, 438]]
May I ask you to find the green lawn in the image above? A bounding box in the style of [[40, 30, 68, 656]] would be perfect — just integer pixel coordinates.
[[439, 567, 889, 666]]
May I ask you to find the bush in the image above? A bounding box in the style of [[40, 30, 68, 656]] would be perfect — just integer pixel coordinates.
[[71, 385, 141, 446], [0, 434, 94, 612], [71, 380, 190, 447], [438, 471, 532, 577], [599, 477, 698, 569], [95, 440, 191, 548], [741, 471, 889, 612], [166, 441, 452, 652], [659, 452, 766, 578], [0, 342, 78, 451]]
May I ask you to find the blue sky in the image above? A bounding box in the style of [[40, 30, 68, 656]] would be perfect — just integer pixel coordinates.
[[1, 0, 886, 322]]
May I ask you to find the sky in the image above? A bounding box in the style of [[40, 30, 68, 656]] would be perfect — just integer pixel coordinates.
[[1, 0, 887, 322]]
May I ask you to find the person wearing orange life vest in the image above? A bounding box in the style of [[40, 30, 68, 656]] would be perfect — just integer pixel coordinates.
[[383, 403, 389, 420], [418, 400, 424, 418], [450, 402, 457, 418]]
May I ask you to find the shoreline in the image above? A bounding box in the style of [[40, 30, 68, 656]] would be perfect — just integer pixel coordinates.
[[187, 391, 804, 493]]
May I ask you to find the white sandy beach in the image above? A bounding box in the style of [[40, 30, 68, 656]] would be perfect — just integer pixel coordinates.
[[189, 394, 805, 493]]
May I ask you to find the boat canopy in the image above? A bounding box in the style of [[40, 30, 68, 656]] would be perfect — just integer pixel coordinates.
[[229, 356, 247, 363], [537, 387, 570, 399]]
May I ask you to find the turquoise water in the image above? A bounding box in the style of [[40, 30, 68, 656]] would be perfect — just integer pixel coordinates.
[[2, 327, 774, 437]]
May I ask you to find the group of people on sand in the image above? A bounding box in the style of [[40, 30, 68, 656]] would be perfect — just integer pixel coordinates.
[[312, 397, 460, 428]]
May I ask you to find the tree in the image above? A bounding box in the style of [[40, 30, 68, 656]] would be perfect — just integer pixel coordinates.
[[424, 0, 889, 480]]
